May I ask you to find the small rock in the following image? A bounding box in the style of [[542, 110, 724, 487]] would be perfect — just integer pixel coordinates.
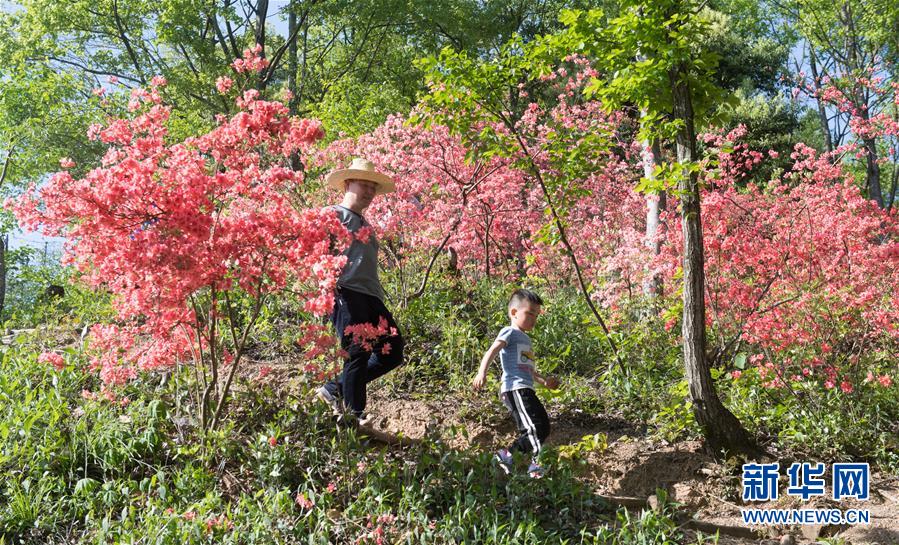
[[671, 482, 695, 502], [647, 494, 659, 511], [779, 534, 795, 545]]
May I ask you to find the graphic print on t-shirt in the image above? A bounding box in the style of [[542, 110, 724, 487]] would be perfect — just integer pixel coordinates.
[[519, 350, 535, 374]]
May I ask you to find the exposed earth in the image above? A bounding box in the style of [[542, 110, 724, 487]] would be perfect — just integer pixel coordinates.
[[358, 387, 898, 545], [243, 354, 898, 545]]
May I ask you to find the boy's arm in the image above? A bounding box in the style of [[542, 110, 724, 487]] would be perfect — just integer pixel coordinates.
[[472, 340, 506, 391]]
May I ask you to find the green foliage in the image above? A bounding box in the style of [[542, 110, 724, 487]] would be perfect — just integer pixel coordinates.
[[2, 266, 896, 541], [713, 89, 800, 184], [2, 258, 115, 328], [0, 335, 170, 539], [590, 490, 717, 545], [546, 2, 730, 144], [1, 326, 717, 544], [722, 365, 899, 470], [702, 8, 789, 95], [0, 63, 105, 189], [310, 76, 412, 139], [559, 433, 608, 462], [593, 311, 695, 432], [0, 0, 601, 240], [414, 38, 526, 157]]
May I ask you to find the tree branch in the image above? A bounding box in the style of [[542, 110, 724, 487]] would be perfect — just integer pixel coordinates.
[[0, 143, 17, 190], [112, 0, 147, 84], [260, 0, 316, 87]]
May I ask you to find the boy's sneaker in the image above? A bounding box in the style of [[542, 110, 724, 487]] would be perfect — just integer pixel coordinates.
[[357, 412, 374, 427], [527, 463, 544, 479], [336, 412, 374, 431], [494, 448, 513, 474], [316, 386, 342, 415]]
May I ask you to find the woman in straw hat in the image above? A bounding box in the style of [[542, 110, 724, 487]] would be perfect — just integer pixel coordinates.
[[316, 158, 404, 425]]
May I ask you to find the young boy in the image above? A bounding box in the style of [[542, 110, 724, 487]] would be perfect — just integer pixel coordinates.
[[472, 289, 559, 478]]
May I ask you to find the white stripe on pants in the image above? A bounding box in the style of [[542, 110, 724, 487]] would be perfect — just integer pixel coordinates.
[[511, 389, 541, 456]]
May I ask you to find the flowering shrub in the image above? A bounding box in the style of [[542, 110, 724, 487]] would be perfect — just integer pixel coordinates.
[[338, 54, 898, 398], [324, 55, 896, 401], [313, 114, 540, 292], [659, 130, 899, 392], [9, 48, 349, 430], [536, 119, 898, 394], [793, 63, 899, 207], [38, 351, 66, 371], [314, 58, 642, 300]]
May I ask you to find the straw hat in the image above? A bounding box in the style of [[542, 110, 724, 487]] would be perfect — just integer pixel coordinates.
[[326, 158, 396, 195]]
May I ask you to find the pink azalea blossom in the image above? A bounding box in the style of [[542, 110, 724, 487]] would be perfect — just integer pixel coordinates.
[[39, 351, 66, 371], [215, 76, 233, 94], [295, 492, 314, 510]]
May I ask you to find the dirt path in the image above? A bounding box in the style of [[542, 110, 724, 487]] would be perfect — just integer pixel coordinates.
[[360, 388, 899, 545], [245, 362, 898, 545]]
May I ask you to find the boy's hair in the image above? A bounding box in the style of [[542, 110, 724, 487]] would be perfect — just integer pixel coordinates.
[[508, 288, 543, 310]]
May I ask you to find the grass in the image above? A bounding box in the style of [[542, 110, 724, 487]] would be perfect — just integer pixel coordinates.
[[0, 329, 715, 544], [2, 272, 896, 543]]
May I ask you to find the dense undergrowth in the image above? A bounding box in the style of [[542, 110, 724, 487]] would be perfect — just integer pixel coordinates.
[[1, 327, 714, 544], [1, 269, 897, 543], [381, 275, 899, 470]]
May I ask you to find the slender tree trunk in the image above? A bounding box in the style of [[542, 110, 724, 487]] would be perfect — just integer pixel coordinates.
[[887, 164, 898, 211], [0, 234, 6, 319], [642, 137, 665, 297], [0, 147, 10, 320], [808, 47, 834, 153], [638, 54, 666, 299], [670, 64, 758, 457], [287, 1, 303, 171], [288, 2, 298, 116], [254, 0, 269, 91], [862, 133, 885, 208], [483, 222, 491, 279], [255, 0, 268, 52], [446, 247, 458, 273], [840, 2, 885, 208]]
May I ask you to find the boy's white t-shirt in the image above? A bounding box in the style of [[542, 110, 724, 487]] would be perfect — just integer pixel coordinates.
[[495, 326, 536, 393]]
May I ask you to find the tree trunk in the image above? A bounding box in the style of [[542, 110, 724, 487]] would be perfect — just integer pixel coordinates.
[[669, 64, 758, 457], [887, 165, 898, 211], [841, 2, 885, 208], [808, 47, 834, 153], [254, 0, 269, 91], [288, 2, 298, 116], [862, 134, 885, 208], [446, 247, 458, 273], [255, 0, 268, 53], [287, 0, 303, 172], [642, 138, 665, 297], [0, 147, 11, 320], [0, 234, 6, 319]]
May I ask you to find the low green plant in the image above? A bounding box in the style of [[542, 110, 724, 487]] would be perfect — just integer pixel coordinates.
[[2, 327, 707, 544]]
